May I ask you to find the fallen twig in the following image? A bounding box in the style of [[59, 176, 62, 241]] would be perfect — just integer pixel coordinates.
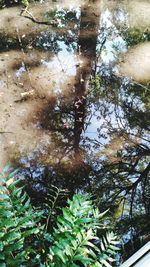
[[20, 8, 58, 26]]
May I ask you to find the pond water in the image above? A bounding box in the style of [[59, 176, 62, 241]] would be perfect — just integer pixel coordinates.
[[0, 0, 150, 259]]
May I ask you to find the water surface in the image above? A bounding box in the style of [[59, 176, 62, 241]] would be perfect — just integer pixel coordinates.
[[0, 0, 150, 260]]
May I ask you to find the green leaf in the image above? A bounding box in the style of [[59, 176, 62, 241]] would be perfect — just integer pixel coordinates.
[[65, 245, 73, 256], [24, 198, 31, 208], [87, 248, 97, 259], [62, 208, 73, 223], [6, 168, 19, 180], [77, 232, 83, 243], [2, 163, 11, 173], [0, 194, 9, 200], [0, 218, 17, 229], [74, 255, 90, 265], [6, 241, 23, 252], [92, 262, 102, 267], [0, 242, 4, 251], [0, 262, 6, 267], [4, 231, 21, 242], [54, 248, 67, 263], [22, 228, 39, 237], [0, 210, 13, 218], [109, 245, 119, 251]]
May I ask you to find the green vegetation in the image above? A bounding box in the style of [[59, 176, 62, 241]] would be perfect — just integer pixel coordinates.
[[0, 165, 119, 267], [121, 28, 150, 47], [0, 166, 42, 266], [0, 0, 33, 8]]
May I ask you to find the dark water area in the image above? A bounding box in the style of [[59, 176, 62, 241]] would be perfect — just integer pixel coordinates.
[[0, 0, 150, 261]]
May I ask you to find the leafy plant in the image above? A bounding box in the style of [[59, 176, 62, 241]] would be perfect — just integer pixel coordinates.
[[0, 0, 28, 8], [0, 165, 119, 266], [43, 184, 68, 231], [47, 194, 119, 267], [0, 165, 42, 266]]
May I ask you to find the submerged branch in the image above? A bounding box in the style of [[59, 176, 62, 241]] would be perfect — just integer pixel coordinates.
[[20, 8, 58, 26]]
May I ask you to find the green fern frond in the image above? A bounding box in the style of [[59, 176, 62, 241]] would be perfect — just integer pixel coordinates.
[[0, 166, 119, 266], [0, 167, 42, 266], [43, 185, 68, 231], [47, 194, 119, 267], [98, 232, 119, 267]]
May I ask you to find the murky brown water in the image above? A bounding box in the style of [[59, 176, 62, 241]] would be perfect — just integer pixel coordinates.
[[0, 0, 150, 258]]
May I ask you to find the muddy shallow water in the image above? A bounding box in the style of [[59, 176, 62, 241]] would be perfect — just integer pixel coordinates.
[[0, 0, 149, 168], [0, 0, 150, 258]]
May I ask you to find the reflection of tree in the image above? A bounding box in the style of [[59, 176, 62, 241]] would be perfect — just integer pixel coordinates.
[[36, 0, 101, 163], [74, 0, 101, 158], [36, 8, 79, 53], [120, 28, 150, 47], [30, 1, 150, 244], [87, 73, 150, 258], [26, 0, 101, 198]]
